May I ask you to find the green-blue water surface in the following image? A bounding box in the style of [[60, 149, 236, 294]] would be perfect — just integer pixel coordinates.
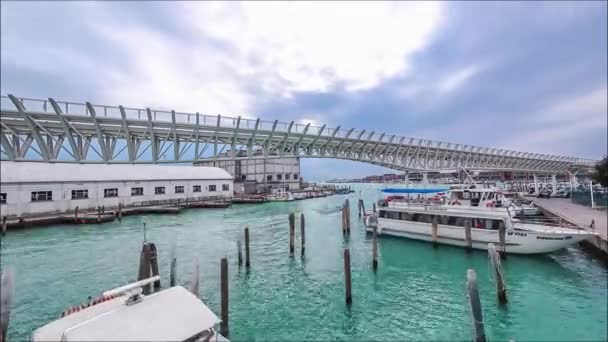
[[1, 184, 606, 341]]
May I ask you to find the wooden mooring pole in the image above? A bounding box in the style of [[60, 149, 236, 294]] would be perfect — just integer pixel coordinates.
[[498, 222, 507, 260], [360, 200, 366, 217], [344, 248, 352, 305], [372, 225, 378, 272], [244, 227, 250, 268], [465, 219, 473, 253], [220, 257, 229, 338], [300, 213, 306, 256], [170, 248, 177, 287], [373, 201, 376, 214], [466, 269, 486, 342], [137, 243, 152, 295], [1, 216, 7, 236], [289, 213, 295, 256], [149, 243, 161, 290], [344, 199, 351, 235], [341, 204, 347, 236], [237, 239, 243, 267], [488, 243, 508, 304], [117, 203, 123, 222], [74, 206, 79, 224], [431, 216, 438, 248]]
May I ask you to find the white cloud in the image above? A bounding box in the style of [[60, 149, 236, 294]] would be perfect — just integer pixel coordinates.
[[181, 1, 444, 95], [437, 64, 483, 93], [2, 1, 444, 116], [502, 85, 608, 156]]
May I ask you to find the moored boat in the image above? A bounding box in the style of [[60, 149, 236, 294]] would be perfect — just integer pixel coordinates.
[[365, 188, 595, 254], [32, 276, 228, 342]]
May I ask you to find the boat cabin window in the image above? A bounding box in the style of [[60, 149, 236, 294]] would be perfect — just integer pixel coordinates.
[[380, 210, 504, 230]]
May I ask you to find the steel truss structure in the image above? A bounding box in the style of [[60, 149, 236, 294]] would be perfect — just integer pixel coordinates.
[[0, 95, 597, 173]]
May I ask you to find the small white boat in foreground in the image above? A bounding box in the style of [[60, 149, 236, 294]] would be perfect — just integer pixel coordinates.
[[32, 276, 228, 342], [365, 188, 595, 254]]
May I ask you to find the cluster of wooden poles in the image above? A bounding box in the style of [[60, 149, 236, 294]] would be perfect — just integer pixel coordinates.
[[136, 240, 231, 337], [133, 196, 509, 342], [466, 243, 508, 342]]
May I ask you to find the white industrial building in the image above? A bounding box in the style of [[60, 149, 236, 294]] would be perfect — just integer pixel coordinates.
[[0, 162, 233, 217], [195, 150, 301, 193]]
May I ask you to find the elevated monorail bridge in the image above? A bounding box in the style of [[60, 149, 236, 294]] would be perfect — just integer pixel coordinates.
[[0, 95, 596, 176]]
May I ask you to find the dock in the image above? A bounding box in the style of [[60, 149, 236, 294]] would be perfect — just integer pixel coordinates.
[[532, 198, 607, 258]]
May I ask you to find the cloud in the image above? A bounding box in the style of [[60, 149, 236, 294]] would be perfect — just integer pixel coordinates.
[[437, 64, 484, 93], [181, 1, 444, 94], [501, 85, 608, 156], [1, 1, 606, 180]]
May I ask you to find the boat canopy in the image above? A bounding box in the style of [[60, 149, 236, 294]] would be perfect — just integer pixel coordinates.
[[381, 188, 449, 194]]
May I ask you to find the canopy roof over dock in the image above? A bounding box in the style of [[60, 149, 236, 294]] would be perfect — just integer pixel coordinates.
[[0, 161, 232, 184], [382, 188, 449, 194]]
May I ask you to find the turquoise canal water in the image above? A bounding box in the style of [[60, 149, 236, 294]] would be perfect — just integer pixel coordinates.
[[1, 184, 607, 341]]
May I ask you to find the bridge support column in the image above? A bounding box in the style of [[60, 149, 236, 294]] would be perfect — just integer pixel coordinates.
[[422, 172, 428, 185], [551, 174, 557, 195], [533, 173, 539, 194]]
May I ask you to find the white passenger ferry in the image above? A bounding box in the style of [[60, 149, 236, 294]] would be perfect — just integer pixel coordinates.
[[32, 276, 228, 342], [365, 188, 594, 254]]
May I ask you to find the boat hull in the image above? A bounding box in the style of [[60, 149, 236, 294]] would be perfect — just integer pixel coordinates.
[[369, 218, 591, 254]]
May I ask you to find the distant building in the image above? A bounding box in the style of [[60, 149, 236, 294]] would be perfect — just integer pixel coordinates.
[[194, 150, 301, 193], [0, 162, 233, 217]]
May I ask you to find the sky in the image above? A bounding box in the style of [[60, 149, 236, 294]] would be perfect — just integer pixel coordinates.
[[1, 1, 607, 180]]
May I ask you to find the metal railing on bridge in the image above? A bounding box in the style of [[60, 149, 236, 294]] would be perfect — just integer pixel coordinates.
[[0, 94, 598, 172]]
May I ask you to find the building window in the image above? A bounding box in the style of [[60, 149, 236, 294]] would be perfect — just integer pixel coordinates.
[[193, 185, 202, 193], [71, 189, 89, 200], [285, 173, 291, 180], [104, 188, 119, 198], [31, 191, 52, 202], [277, 174, 283, 181], [175, 186, 185, 194], [241, 175, 246, 181], [209, 185, 217, 192], [155, 187, 166, 195], [131, 187, 144, 196], [294, 173, 299, 180], [222, 184, 230, 191], [267, 175, 273, 181], [0, 193, 6, 204]]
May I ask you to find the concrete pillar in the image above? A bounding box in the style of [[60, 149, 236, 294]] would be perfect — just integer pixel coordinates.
[[551, 174, 557, 195], [405, 171, 409, 188], [570, 171, 579, 189], [422, 172, 428, 185], [533, 173, 539, 194]]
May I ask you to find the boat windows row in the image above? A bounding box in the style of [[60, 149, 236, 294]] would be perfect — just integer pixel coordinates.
[[1, 184, 232, 204], [379, 210, 504, 230]]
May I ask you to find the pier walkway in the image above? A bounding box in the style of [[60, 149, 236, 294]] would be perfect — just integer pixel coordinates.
[[533, 198, 607, 256]]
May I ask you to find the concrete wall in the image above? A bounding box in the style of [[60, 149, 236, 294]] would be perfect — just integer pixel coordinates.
[[197, 156, 301, 192], [0, 179, 233, 217]]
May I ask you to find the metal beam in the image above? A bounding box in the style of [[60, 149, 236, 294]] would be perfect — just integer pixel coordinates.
[[119, 105, 134, 162], [49, 98, 80, 161], [8, 94, 51, 161]]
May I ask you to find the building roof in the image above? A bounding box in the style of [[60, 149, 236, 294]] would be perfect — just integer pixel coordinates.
[[32, 286, 220, 342], [0, 161, 233, 183]]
